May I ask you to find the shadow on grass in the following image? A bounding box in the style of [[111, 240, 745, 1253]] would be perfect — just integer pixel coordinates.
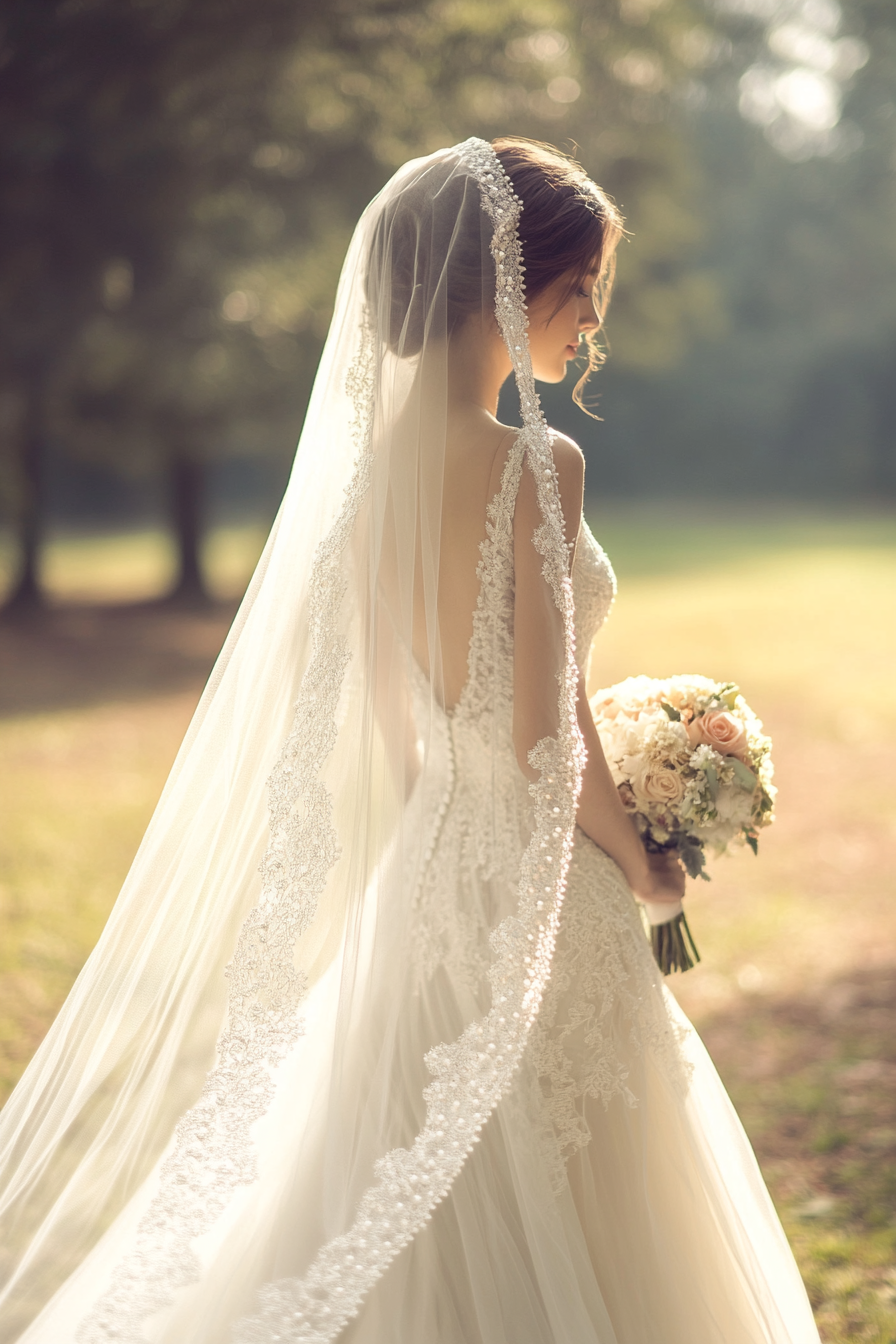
[[696, 966, 896, 1341], [0, 602, 235, 719]]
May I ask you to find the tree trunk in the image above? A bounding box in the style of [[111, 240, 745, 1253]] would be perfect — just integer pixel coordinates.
[[167, 450, 209, 605], [4, 387, 45, 614]]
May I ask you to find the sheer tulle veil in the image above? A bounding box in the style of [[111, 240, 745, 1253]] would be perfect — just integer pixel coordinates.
[[0, 139, 607, 1342]]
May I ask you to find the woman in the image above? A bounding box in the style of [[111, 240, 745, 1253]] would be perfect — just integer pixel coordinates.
[[0, 137, 819, 1343]]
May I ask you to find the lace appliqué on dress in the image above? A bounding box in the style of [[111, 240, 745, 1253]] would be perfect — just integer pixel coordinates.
[[571, 520, 616, 674], [528, 835, 694, 1193], [410, 517, 617, 996], [522, 517, 691, 1190]]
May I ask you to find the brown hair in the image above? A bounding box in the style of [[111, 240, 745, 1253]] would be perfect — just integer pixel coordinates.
[[368, 138, 622, 410], [492, 137, 623, 411]]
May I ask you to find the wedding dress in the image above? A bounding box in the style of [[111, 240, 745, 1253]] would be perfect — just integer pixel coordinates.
[[0, 139, 819, 1344]]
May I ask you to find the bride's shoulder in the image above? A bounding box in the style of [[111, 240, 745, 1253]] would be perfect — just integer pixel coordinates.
[[546, 429, 585, 480], [511, 427, 584, 549], [490, 422, 584, 481], [546, 431, 584, 548]]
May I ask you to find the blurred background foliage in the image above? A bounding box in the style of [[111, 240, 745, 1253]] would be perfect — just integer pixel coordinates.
[[0, 0, 894, 607]]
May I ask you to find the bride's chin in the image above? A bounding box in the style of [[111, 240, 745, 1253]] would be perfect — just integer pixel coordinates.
[[532, 361, 570, 385]]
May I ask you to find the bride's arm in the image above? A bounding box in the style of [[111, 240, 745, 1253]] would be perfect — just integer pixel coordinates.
[[574, 670, 683, 903], [512, 436, 683, 905]]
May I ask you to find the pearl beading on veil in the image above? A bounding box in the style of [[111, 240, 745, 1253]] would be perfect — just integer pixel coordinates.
[[76, 137, 584, 1344]]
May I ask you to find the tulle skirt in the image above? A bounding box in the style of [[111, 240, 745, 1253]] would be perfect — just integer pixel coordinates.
[[15, 834, 819, 1344], [344, 832, 819, 1344]]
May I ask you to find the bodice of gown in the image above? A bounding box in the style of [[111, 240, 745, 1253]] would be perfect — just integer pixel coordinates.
[[408, 500, 617, 991], [570, 519, 616, 674], [446, 514, 616, 827]]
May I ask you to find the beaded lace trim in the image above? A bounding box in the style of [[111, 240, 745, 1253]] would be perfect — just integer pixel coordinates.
[[76, 326, 377, 1344], [233, 138, 584, 1344]]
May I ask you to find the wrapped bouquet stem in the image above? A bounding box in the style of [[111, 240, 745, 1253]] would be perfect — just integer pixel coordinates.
[[641, 888, 702, 975], [590, 676, 777, 975]]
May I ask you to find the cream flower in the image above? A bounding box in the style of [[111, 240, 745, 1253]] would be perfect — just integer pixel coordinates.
[[633, 765, 686, 806], [714, 785, 756, 825]]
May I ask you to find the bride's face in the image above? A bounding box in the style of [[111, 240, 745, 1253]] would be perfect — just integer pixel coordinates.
[[526, 269, 601, 384]]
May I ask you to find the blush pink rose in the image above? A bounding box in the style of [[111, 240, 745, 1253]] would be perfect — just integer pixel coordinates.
[[635, 767, 685, 806], [687, 709, 748, 759]]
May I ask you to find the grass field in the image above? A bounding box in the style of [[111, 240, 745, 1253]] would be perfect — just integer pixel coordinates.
[[1, 508, 895, 1341]]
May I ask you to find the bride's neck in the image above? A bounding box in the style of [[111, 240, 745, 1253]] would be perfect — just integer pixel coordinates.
[[445, 317, 511, 418]]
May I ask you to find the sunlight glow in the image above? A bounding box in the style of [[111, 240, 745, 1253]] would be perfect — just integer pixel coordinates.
[[728, 0, 869, 160], [774, 67, 840, 129]]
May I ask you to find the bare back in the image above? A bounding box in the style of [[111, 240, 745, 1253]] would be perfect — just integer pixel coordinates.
[[412, 415, 518, 710]]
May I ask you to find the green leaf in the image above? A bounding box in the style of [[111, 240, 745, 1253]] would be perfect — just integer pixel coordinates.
[[661, 701, 681, 721], [677, 835, 709, 881], [730, 758, 757, 791], [745, 833, 759, 856], [704, 762, 719, 800]]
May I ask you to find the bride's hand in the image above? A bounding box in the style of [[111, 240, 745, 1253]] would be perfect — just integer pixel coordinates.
[[633, 850, 686, 905]]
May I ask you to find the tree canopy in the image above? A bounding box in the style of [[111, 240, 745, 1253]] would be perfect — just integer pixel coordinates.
[[1, 0, 893, 607]]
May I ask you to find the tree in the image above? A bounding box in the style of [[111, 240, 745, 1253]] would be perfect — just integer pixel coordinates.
[[0, 0, 332, 608], [567, 0, 896, 500], [0, 0, 714, 609]]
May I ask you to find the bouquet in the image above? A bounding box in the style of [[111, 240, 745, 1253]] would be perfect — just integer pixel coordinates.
[[589, 675, 776, 974]]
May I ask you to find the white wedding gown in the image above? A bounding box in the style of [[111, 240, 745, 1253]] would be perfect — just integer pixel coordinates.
[[15, 466, 819, 1344], [337, 509, 820, 1344], [14, 489, 822, 1344]]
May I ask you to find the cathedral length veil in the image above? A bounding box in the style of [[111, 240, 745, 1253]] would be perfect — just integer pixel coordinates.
[[0, 140, 590, 1342]]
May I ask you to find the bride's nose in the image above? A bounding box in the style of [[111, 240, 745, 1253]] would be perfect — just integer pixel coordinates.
[[578, 291, 601, 332]]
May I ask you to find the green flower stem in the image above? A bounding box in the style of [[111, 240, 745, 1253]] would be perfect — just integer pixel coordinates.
[[651, 911, 701, 975]]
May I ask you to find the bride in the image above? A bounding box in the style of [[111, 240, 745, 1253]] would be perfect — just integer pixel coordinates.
[[0, 137, 819, 1344]]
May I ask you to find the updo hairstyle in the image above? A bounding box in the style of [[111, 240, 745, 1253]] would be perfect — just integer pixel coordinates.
[[495, 137, 623, 409], [367, 137, 622, 407]]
